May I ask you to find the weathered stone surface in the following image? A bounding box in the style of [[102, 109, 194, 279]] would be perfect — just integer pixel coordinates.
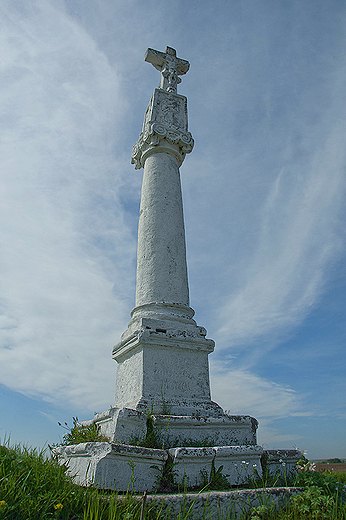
[[153, 414, 258, 447], [112, 312, 222, 417], [54, 442, 263, 492], [144, 488, 304, 519], [214, 446, 263, 484], [145, 46, 189, 94], [134, 153, 190, 306], [169, 446, 215, 488], [132, 91, 193, 169], [54, 442, 111, 487], [169, 445, 263, 487], [54, 442, 167, 492], [55, 443, 300, 493], [81, 407, 147, 444], [262, 449, 301, 479], [86, 407, 258, 446]]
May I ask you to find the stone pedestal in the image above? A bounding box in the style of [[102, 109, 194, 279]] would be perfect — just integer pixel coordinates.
[[113, 303, 222, 417]]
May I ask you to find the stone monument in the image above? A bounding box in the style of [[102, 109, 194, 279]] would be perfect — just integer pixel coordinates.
[[55, 47, 300, 492]]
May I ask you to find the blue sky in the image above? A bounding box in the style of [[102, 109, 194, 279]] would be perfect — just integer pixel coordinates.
[[0, 0, 345, 460]]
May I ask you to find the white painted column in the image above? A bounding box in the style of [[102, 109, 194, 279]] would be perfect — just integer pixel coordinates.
[[135, 152, 189, 307], [112, 49, 224, 417]]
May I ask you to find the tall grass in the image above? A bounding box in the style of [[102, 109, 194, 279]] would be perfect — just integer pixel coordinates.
[[1, 441, 346, 519], [0, 442, 148, 520]]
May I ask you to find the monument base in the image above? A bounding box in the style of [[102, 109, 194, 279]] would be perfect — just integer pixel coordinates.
[[81, 407, 258, 447], [54, 442, 300, 492], [53, 443, 262, 492], [62, 406, 266, 491], [53, 443, 167, 492]]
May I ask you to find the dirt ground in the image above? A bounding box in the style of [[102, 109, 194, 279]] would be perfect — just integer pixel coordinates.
[[315, 463, 346, 473]]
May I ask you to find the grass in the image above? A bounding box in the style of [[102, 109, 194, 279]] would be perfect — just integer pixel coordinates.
[[1, 441, 346, 519], [0, 442, 145, 520], [55, 418, 110, 446], [246, 463, 346, 519]]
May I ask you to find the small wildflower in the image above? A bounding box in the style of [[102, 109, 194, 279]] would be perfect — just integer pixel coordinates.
[[297, 461, 316, 472], [54, 503, 63, 510], [0, 501, 6, 507]]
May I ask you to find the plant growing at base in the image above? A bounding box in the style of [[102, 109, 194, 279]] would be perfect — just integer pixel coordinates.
[[151, 454, 180, 494], [56, 417, 110, 445], [200, 459, 231, 491], [129, 409, 164, 449]]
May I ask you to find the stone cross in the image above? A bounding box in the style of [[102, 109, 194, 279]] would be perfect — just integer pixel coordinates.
[[55, 46, 288, 495], [145, 46, 190, 94]]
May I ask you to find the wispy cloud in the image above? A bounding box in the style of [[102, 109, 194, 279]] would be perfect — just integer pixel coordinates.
[[210, 362, 300, 420], [0, 1, 135, 409], [210, 362, 307, 447], [216, 120, 345, 353]]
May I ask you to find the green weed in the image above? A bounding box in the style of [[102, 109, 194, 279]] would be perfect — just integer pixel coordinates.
[[200, 459, 232, 491], [247, 460, 346, 519], [56, 417, 110, 446]]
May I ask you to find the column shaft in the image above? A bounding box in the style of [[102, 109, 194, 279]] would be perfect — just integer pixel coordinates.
[[135, 152, 189, 307]]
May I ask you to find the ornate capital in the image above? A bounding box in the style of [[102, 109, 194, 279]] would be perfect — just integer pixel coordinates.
[[132, 88, 194, 169], [132, 122, 194, 169]]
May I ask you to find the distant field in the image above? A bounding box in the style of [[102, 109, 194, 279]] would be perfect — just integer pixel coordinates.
[[315, 462, 346, 473]]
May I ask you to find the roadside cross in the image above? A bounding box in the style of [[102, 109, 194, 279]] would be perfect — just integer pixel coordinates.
[[145, 46, 190, 94]]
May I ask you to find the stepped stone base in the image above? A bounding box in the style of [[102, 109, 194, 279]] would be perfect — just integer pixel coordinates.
[[144, 487, 304, 519], [168, 445, 264, 488], [54, 442, 263, 492], [54, 442, 300, 492], [81, 407, 258, 447], [53, 443, 166, 492], [66, 406, 264, 491]]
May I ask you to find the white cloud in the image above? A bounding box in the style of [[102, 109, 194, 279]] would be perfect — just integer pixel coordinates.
[[210, 362, 305, 447], [256, 420, 303, 448], [0, 0, 135, 410], [210, 362, 300, 420], [216, 121, 345, 352]]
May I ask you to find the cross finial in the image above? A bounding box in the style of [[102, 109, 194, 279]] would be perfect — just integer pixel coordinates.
[[145, 46, 190, 94]]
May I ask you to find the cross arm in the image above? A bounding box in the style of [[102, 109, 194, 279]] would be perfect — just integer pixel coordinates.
[[145, 48, 166, 71], [175, 58, 189, 76]]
